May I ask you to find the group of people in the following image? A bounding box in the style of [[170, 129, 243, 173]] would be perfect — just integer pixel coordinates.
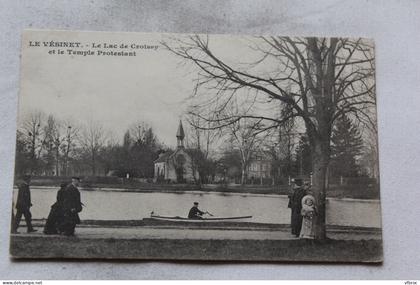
[[288, 178, 317, 239], [11, 176, 83, 236]]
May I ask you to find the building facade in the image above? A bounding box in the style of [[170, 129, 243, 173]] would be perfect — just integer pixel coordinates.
[[154, 121, 197, 183], [247, 154, 272, 184]]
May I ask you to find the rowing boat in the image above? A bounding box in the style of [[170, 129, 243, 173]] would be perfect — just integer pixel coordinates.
[[150, 214, 252, 222]]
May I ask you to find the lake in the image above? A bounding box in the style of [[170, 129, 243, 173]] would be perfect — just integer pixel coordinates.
[[12, 187, 382, 228]]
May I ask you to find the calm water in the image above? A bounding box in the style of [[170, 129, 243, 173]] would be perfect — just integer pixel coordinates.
[[13, 187, 382, 228]]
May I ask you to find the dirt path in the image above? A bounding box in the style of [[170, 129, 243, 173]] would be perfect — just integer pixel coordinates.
[[12, 225, 382, 240]]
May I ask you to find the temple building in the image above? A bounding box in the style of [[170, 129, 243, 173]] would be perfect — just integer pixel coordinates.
[[154, 120, 197, 183]]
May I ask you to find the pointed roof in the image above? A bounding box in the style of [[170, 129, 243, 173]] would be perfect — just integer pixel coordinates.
[[154, 150, 174, 163], [176, 120, 185, 139]]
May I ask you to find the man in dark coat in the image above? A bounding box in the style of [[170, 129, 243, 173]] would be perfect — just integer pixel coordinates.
[[188, 202, 205, 219], [58, 177, 83, 236], [12, 175, 36, 233], [288, 179, 307, 237]]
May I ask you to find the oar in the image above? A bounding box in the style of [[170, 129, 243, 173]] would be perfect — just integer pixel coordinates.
[[205, 211, 214, 217]]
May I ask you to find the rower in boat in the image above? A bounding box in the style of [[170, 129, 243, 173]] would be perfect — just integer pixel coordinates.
[[188, 202, 205, 219], [150, 202, 252, 222]]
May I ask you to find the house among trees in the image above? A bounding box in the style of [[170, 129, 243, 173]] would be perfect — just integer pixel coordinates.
[[154, 121, 197, 183], [247, 153, 272, 184]]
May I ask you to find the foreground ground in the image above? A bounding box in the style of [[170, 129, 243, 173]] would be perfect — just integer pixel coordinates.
[[9, 224, 382, 262]]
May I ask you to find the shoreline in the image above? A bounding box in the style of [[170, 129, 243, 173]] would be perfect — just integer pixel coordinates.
[[21, 185, 381, 202], [27, 218, 382, 232]]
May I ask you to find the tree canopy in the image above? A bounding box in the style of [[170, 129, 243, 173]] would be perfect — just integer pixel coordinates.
[[163, 35, 377, 239]]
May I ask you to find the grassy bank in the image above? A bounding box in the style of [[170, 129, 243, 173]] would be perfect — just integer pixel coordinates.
[[10, 235, 382, 262]]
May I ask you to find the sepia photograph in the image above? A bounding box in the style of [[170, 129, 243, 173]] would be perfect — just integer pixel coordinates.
[[10, 30, 382, 262]]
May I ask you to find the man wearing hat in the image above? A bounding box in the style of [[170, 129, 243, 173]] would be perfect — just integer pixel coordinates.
[[59, 177, 83, 236], [288, 178, 307, 237], [188, 202, 205, 219], [12, 175, 36, 233]]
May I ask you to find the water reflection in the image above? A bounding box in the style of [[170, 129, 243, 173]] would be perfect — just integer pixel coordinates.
[[13, 187, 381, 228]]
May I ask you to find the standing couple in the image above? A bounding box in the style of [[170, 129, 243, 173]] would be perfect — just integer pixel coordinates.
[[43, 177, 83, 236], [288, 179, 317, 239]]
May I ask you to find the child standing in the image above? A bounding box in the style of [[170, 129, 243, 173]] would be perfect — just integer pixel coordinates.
[[299, 194, 316, 239]]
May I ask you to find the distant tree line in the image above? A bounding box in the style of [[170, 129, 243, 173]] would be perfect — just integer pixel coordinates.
[[14, 111, 163, 178], [15, 110, 375, 184], [102, 124, 161, 178], [184, 112, 373, 186]]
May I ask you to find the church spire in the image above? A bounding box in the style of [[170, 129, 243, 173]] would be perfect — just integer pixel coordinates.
[[176, 120, 185, 148]]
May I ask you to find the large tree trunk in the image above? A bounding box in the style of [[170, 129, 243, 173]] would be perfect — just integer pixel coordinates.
[[305, 38, 336, 240], [310, 137, 331, 240]]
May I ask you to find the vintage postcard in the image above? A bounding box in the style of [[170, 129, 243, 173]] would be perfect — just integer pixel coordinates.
[[10, 30, 382, 262]]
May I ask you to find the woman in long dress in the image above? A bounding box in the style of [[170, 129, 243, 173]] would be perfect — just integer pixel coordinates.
[[299, 194, 316, 239], [43, 182, 67, 234]]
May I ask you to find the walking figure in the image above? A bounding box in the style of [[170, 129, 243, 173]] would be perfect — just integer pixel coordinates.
[[58, 177, 83, 236], [12, 175, 37, 234], [43, 182, 67, 235]]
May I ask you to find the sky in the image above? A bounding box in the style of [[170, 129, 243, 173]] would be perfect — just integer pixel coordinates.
[[18, 31, 200, 147], [17, 30, 377, 150], [18, 30, 269, 147]]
